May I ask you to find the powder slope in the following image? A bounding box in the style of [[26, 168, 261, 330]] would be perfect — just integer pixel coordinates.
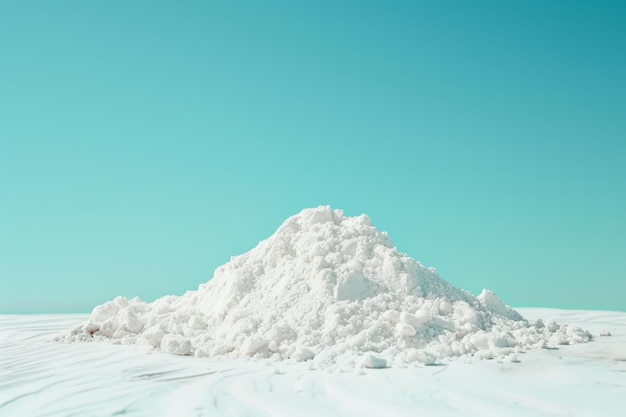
[[60, 206, 591, 367]]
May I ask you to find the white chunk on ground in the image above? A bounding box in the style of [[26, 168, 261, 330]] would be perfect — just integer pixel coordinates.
[[160, 334, 191, 356], [241, 336, 267, 356], [290, 346, 315, 362], [361, 353, 387, 369]]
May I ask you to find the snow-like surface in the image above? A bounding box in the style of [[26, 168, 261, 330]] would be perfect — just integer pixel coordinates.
[[60, 207, 591, 366], [7, 207, 621, 415], [1, 309, 624, 416]]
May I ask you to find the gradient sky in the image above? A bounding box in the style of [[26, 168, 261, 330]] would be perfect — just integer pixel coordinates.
[[1, 1, 625, 313]]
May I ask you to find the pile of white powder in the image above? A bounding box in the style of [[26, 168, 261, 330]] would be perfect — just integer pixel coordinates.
[[60, 206, 592, 368]]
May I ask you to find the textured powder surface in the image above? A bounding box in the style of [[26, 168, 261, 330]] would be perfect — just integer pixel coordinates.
[[59, 207, 592, 367]]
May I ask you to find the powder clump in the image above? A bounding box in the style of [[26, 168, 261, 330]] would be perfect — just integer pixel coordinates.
[[60, 206, 591, 367]]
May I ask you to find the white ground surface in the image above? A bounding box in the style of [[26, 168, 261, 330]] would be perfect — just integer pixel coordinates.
[[1, 308, 624, 417]]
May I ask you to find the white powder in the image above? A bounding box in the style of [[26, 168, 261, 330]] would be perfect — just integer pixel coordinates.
[[60, 206, 591, 367]]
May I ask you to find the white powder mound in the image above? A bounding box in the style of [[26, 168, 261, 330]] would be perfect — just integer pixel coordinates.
[[59, 206, 592, 367]]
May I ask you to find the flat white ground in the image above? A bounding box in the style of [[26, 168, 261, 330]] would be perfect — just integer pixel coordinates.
[[1, 308, 624, 417]]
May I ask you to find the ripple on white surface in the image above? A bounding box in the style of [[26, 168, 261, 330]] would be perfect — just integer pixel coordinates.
[[1, 309, 625, 417]]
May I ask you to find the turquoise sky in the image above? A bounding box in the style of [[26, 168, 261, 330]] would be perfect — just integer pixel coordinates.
[[1, 1, 624, 313]]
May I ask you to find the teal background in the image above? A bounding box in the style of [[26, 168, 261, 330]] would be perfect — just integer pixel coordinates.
[[1, 1, 624, 313]]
